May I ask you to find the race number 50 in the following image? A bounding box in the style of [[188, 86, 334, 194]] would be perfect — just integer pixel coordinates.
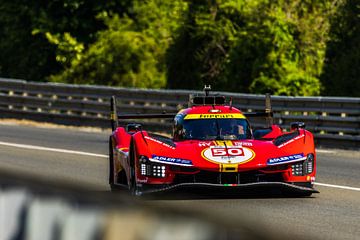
[[211, 147, 245, 157]]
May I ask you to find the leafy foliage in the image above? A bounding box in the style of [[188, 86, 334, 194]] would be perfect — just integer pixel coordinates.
[[0, 0, 130, 81], [167, 0, 337, 96], [0, 0, 358, 96], [320, 0, 360, 97], [49, 0, 188, 88]]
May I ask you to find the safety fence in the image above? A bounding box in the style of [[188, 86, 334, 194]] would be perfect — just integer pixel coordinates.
[[0, 78, 359, 148], [0, 170, 292, 240]]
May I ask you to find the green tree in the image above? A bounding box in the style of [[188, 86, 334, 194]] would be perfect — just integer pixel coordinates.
[[0, 0, 59, 80], [0, 0, 131, 81], [167, 0, 238, 90], [1, 0, 353, 97], [321, 0, 360, 97], [168, 0, 338, 96], [239, 0, 331, 96], [49, 0, 188, 88]]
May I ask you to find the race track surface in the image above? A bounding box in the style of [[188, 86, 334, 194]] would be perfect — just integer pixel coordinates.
[[0, 123, 359, 240]]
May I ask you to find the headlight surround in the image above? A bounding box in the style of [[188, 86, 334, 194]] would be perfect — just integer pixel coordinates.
[[305, 153, 314, 174], [139, 155, 166, 178], [291, 153, 314, 176]]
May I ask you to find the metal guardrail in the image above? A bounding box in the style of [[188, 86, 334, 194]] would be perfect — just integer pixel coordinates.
[[2, 170, 274, 240], [0, 78, 359, 148]]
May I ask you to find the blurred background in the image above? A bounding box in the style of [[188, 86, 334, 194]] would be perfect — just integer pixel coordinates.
[[0, 0, 359, 96], [0, 1, 359, 240]]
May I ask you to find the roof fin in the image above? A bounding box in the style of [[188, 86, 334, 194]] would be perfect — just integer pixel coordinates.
[[204, 85, 211, 96]]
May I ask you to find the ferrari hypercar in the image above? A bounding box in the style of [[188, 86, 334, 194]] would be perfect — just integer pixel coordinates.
[[109, 87, 318, 196]]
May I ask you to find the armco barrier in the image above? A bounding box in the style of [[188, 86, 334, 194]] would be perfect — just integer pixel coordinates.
[[0, 170, 292, 240], [0, 78, 359, 149]]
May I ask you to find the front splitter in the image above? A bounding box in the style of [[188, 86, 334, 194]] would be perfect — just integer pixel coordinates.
[[136, 182, 319, 196]]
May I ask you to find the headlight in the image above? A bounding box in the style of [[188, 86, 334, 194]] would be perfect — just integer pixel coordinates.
[[291, 153, 314, 176], [139, 155, 166, 178], [291, 162, 304, 176]]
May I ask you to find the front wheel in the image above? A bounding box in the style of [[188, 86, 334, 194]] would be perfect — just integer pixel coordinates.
[[109, 138, 116, 191], [129, 166, 141, 195], [109, 138, 129, 192], [129, 141, 142, 196]]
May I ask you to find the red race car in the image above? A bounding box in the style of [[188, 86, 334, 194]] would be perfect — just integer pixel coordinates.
[[109, 87, 318, 196]]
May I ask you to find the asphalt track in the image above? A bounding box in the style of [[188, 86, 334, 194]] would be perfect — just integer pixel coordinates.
[[0, 122, 359, 240]]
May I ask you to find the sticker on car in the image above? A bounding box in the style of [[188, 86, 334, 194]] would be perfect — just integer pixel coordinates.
[[201, 146, 255, 164]]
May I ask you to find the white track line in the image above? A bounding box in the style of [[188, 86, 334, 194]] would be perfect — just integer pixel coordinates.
[[315, 182, 360, 191], [316, 149, 335, 154], [0, 141, 107, 158], [1, 141, 359, 191]]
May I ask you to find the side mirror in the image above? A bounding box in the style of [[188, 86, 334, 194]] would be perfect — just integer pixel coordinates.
[[290, 122, 306, 131], [126, 123, 142, 133]]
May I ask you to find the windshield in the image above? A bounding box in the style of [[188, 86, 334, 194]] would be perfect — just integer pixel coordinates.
[[181, 118, 251, 140]]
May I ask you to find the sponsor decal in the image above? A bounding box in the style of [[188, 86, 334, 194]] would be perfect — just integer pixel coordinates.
[[277, 135, 304, 148], [267, 153, 306, 165], [201, 146, 255, 164], [144, 136, 176, 149], [198, 142, 212, 147], [233, 141, 253, 147], [198, 141, 253, 147], [137, 179, 148, 183], [198, 140, 254, 147], [150, 155, 193, 166], [184, 113, 245, 120]]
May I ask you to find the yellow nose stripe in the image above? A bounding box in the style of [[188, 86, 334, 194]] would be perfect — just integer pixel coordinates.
[[214, 140, 234, 146], [220, 164, 238, 172]]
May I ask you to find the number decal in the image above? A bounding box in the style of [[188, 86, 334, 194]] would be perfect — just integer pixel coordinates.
[[202, 146, 255, 164], [211, 148, 244, 157], [211, 148, 226, 156]]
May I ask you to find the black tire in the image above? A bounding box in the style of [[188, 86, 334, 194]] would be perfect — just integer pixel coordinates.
[[129, 141, 141, 196], [109, 137, 129, 192], [109, 137, 116, 191]]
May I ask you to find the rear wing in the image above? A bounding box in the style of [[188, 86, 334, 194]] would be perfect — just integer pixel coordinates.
[[110, 96, 176, 131], [110, 93, 273, 131]]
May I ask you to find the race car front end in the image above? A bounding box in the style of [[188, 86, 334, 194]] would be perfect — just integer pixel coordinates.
[[109, 88, 318, 197], [131, 131, 318, 196], [133, 155, 318, 196]]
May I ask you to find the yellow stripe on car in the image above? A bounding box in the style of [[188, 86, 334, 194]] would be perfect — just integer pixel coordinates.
[[220, 163, 238, 172], [214, 140, 234, 146], [184, 113, 245, 120]]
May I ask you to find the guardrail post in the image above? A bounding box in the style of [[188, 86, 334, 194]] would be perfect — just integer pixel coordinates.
[[110, 96, 118, 131]]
